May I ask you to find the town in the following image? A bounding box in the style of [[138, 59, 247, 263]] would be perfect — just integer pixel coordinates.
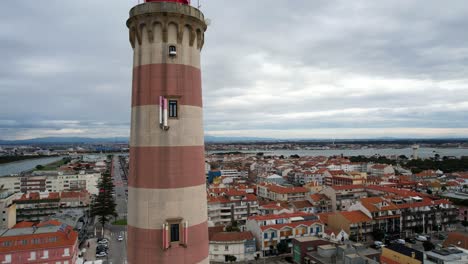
[[0, 142, 467, 264]]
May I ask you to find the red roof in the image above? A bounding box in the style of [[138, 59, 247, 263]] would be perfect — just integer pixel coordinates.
[[12, 222, 35, 228], [0, 222, 78, 253], [210, 232, 254, 242], [339, 211, 372, 223]]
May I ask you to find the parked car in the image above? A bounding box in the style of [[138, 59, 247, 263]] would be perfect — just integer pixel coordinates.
[[416, 235, 428, 242], [395, 239, 405, 245], [405, 237, 416, 244], [118, 235, 124, 241], [96, 251, 107, 258], [373, 241, 384, 249], [96, 245, 108, 252], [97, 238, 109, 244]]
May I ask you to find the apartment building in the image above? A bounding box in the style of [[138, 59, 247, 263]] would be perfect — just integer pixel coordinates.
[[0, 220, 79, 264], [257, 183, 308, 202], [321, 185, 368, 211], [0, 191, 16, 229], [349, 197, 401, 235], [209, 232, 256, 262], [306, 194, 332, 214], [15, 191, 91, 222], [207, 190, 258, 226], [368, 164, 394, 177], [0, 171, 100, 195], [395, 196, 458, 236], [246, 212, 324, 256], [324, 171, 367, 186], [327, 211, 373, 242]]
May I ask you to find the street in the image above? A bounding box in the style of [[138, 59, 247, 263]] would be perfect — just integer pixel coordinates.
[[107, 155, 128, 264]]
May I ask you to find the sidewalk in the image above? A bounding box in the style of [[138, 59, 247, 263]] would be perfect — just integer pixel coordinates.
[[82, 238, 98, 262]]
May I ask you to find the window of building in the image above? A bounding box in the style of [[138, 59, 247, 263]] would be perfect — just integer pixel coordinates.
[[63, 248, 70, 257], [170, 223, 180, 242], [263, 233, 268, 239], [42, 250, 49, 259], [22, 239, 28, 245], [214, 245, 218, 251], [169, 45, 177, 56], [3, 241, 11, 246], [225, 245, 229, 251], [168, 100, 178, 118], [4, 254, 11, 263], [29, 252, 36, 261]]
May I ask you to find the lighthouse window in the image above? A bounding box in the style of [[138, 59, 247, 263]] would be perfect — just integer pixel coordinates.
[[170, 223, 180, 242], [169, 45, 177, 56], [168, 100, 178, 118]]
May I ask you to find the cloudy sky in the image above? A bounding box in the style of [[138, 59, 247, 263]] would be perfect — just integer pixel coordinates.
[[1, 0, 468, 140]]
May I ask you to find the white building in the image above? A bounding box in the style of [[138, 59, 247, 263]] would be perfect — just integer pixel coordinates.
[[0, 171, 100, 195], [246, 212, 324, 256], [209, 232, 256, 262]]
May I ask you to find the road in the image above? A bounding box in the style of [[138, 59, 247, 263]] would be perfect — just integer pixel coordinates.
[[106, 156, 128, 264]]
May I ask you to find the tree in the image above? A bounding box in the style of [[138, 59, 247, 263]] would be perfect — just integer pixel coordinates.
[[441, 186, 447, 192], [91, 172, 117, 230], [35, 165, 44, 170], [462, 220, 468, 231], [276, 240, 289, 254], [426, 189, 433, 195], [372, 229, 385, 241], [226, 220, 240, 232], [225, 255, 236, 262], [423, 241, 435, 251]]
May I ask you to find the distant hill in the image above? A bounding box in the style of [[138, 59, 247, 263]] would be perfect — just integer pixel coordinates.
[[0, 136, 466, 145], [0, 137, 129, 144]]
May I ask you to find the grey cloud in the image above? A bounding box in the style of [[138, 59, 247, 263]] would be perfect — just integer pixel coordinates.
[[1, 1, 468, 139]]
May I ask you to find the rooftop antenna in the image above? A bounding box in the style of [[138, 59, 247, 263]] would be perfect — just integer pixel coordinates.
[[197, 0, 201, 9]]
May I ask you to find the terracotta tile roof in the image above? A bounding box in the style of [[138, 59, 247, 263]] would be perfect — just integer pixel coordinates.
[[0, 223, 78, 253], [208, 226, 225, 239], [260, 220, 322, 231], [442, 232, 468, 249], [12, 222, 35, 228], [210, 232, 254, 242], [260, 202, 288, 210], [329, 170, 346, 176], [359, 197, 399, 212], [415, 170, 437, 177], [37, 220, 62, 227], [339, 211, 372, 223], [317, 212, 333, 223], [309, 193, 328, 202], [366, 185, 428, 197], [291, 200, 313, 209]]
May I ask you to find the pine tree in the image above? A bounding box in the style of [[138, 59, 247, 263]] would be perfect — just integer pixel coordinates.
[[91, 170, 117, 229]]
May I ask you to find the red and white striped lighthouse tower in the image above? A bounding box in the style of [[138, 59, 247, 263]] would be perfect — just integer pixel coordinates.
[[126, 0, 208, 263]]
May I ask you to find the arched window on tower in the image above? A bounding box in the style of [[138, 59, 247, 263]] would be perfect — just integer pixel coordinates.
[[169, 45, 177, 57]]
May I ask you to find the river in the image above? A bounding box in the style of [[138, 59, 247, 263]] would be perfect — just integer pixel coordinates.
[[208, 147, 468, 158], [0, 156, 63, 176]]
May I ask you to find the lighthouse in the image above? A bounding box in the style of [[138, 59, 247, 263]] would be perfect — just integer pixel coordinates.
[[126, 0, 208, 263]]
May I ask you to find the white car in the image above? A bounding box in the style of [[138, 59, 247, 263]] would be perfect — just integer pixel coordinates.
[[118, 235, 124, 241], [416, 235, 427, 242], [395, 239, 405, 245], [96, 251, 107, 258]]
